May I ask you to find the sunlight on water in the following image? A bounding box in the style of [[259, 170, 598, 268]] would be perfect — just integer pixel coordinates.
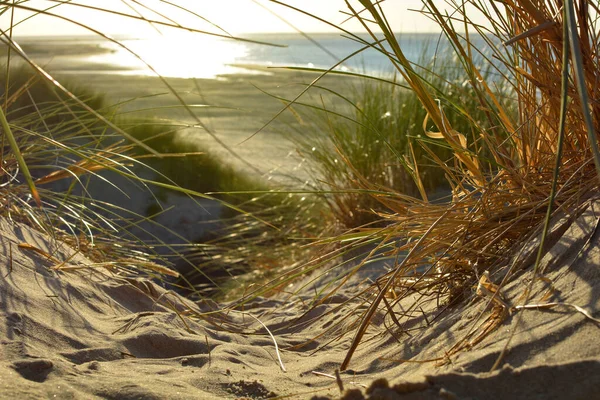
[[88, 33, 269, 79]]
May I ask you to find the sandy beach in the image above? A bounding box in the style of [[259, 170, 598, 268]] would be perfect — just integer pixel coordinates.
[[48, 57, 361, 182], [1, 192, 599, 399]]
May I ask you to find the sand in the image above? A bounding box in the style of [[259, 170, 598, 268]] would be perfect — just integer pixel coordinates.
[[50, 61, 360, 183], [1, 195, 600, 399]]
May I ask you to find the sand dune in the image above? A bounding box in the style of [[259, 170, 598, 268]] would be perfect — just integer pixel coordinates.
[[1, 198, 599, 399]]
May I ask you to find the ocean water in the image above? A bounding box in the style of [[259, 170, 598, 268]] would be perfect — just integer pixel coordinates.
[[32, 32, 493, 80]]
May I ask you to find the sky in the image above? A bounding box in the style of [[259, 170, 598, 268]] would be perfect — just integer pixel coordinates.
[[1, 0, 457, 37]]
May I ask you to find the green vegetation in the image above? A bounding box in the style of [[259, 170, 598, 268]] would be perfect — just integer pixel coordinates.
[[0, 59, 319, 299], [2, 64, 106, 123], [2, 63, 198, 270], [0, 61, 318, 297], [291, 49, 515, 229], [0, 61, 286, 283], [122, 119, 264, 196], [119, 117, 322, 297]]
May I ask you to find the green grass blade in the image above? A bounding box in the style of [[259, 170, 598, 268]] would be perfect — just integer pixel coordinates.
[[0, 105, 41, 206], [564, 0, 600, 180], [491, 5, 571, 371]]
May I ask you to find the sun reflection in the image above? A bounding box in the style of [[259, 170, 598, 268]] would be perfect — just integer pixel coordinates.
[[88, 33, 265, 79]]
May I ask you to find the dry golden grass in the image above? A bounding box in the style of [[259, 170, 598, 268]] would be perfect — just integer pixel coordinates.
[[233, 0, 600, 371]]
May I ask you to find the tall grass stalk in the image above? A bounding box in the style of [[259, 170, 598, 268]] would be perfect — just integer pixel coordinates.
[[0, 102, 40, 205]]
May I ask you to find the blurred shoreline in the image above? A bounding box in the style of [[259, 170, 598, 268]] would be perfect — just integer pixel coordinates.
[[34, 53, 363, 182]]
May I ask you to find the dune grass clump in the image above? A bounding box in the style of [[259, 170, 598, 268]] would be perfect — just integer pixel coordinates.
[[0, 53, 273, 286], [122, 119, 261, 196], [0, 0, 324, 298], [0, 62, 186, 276], [292, 47, 514, 229], [230, 0, 600, 370], [338, 0, 600, 368], [1, 64, 106, 124], [0, 63, 312, 301], [0, 0, 325, 304]]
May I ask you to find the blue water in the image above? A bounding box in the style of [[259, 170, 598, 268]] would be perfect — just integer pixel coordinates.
[[36, 32, 495, 80], [238, 32, 498, 73], [239, 32, 438, 73]]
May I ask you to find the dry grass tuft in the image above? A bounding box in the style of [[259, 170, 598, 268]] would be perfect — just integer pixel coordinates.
[[335, 0, 600, 369], [236, 0, 600, 370]]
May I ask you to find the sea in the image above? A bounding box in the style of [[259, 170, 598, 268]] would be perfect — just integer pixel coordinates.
[[16, 32, 493, 80]]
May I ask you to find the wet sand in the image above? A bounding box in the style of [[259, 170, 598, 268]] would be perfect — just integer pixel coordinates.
[[48, 58, 362, 182]]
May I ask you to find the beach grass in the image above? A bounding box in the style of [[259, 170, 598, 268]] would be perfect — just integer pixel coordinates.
[[222, 0, 600, 371], [0, 62, 196, 272], [1, 2, 323, 300], [118, 116, 323, 297], [340, 0, 600, 369], [121, 118, 264, 196], [289, 47, 515, 230], [0, 50, 279, 285]]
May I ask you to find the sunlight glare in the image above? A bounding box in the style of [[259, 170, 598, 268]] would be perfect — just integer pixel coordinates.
[[88, 32, 266, 79]]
